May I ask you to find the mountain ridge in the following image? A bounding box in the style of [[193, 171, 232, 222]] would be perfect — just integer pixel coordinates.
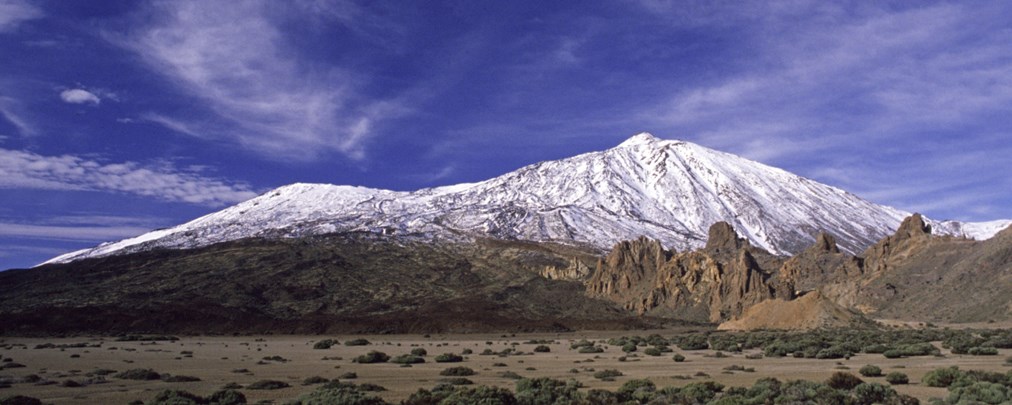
[[43, 132, 1010, 266]]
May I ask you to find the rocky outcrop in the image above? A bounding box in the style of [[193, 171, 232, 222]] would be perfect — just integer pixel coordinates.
[[862, 213, 932, 274], [587, 222, 792, 323], [538, 258, 592, 281]]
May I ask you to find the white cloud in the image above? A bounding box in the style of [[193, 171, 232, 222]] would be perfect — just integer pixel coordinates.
[[114, 1, 402, 161], [0, 0, 42, 33], [59, 89, 101, 105], [0, 148, 258, 206]]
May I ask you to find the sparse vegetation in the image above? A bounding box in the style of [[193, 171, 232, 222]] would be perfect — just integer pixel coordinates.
[[345, 339, 371, 346]]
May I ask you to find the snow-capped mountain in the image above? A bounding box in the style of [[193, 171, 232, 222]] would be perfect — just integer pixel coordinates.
[[43, 133, 1010, 265]]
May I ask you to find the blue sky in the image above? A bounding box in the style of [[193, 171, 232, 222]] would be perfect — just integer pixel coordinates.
[[1, 0, 1011, 269]]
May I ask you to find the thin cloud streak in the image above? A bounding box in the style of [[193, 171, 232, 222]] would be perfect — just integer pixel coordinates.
[[0, 222, 153, 242], [0, 148, 257, 206], [115, 1, 402, 161]]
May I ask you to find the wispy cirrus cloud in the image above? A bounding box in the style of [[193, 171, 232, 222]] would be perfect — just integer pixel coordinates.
[[0, 95, 33, 136], [0, 0, 42, 33], [647, 3, 1012, 161], [0, 148, 257, 206], [114, 1, 403, 161]]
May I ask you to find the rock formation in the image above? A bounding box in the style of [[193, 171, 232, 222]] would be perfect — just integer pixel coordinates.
[[586, 222, 792, 323]]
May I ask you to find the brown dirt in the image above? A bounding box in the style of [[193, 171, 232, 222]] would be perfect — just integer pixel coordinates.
[[717, 291, 865, 331]]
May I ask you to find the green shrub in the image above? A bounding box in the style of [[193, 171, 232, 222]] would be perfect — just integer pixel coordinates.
[[440, 367, 475, 376], [593, 369, 623, 379], [162, 375, 201, 382], [853, 383, 897, 405], [390, 354, 425, 364], [146, 389, 203, 405], [344, 339, 370, 346], [883, 349, 903, 359], [533, 345, 550, 353], [617, 379, 655, 402], [303, 376, 329, 385], [577, 346, 603, 354], [410, 348, 427, 356], [826, 372, 863, 390], [313, 339, 338, 350], [354, 351, 390, 364], [115, 368, 161, 380], [293, 387, 387, 405], [441, 386, 517, 405], [247, 380, 290, 390], [885, 372, 909, 385], [439, 377, 474, 386], [435, 353, 464, 363], [207, 389, 246, 405], [676, 335, 709, 350], [672, 353, 686, 362], [968, 347, 999, 356], [923, 366, 963, 387], [946, 381, 1009, 404], [678, 381, 725, 403], [621, 343, 637, 353], [859, 365, 882, 377], [643, 347, 662, 356], [515, 378, 581, 405]]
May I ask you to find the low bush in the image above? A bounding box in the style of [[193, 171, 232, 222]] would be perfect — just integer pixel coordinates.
[[115, 368, 161, 380], [162, 375, 201, 382], [410, 348, 427, 356], [247, 380, 290, 390], [923, 366, 963, 387], [344, 339, 370, 346], [673, 354, 686, 362], [390, 354, 425, 364], [859, 365, 882, 377], [885, 372, 909, 385], [826, 372, 863, 390], [313, 339, 338, 350], [533, 345, 551, 353], [593, 369, 623, 379], [354, 351, 390, 364], [303, 376, 329, 385], [578, 346, 604, 354], [434, 353, 464, 363], [440, 367, 475, 376]]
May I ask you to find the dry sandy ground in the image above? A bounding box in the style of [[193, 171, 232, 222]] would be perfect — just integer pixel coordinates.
[[1, 330, 1009, 404]]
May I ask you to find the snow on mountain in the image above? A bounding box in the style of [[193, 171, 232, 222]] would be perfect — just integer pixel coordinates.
[[42, 133, 1008, 265]]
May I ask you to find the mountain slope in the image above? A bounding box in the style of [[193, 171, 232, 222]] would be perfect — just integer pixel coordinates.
[[43, 133, 1008, 265], [2, 234, 650, 334]]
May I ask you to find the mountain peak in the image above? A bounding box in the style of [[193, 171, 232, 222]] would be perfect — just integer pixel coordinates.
[[618, 132, 662, 147]]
